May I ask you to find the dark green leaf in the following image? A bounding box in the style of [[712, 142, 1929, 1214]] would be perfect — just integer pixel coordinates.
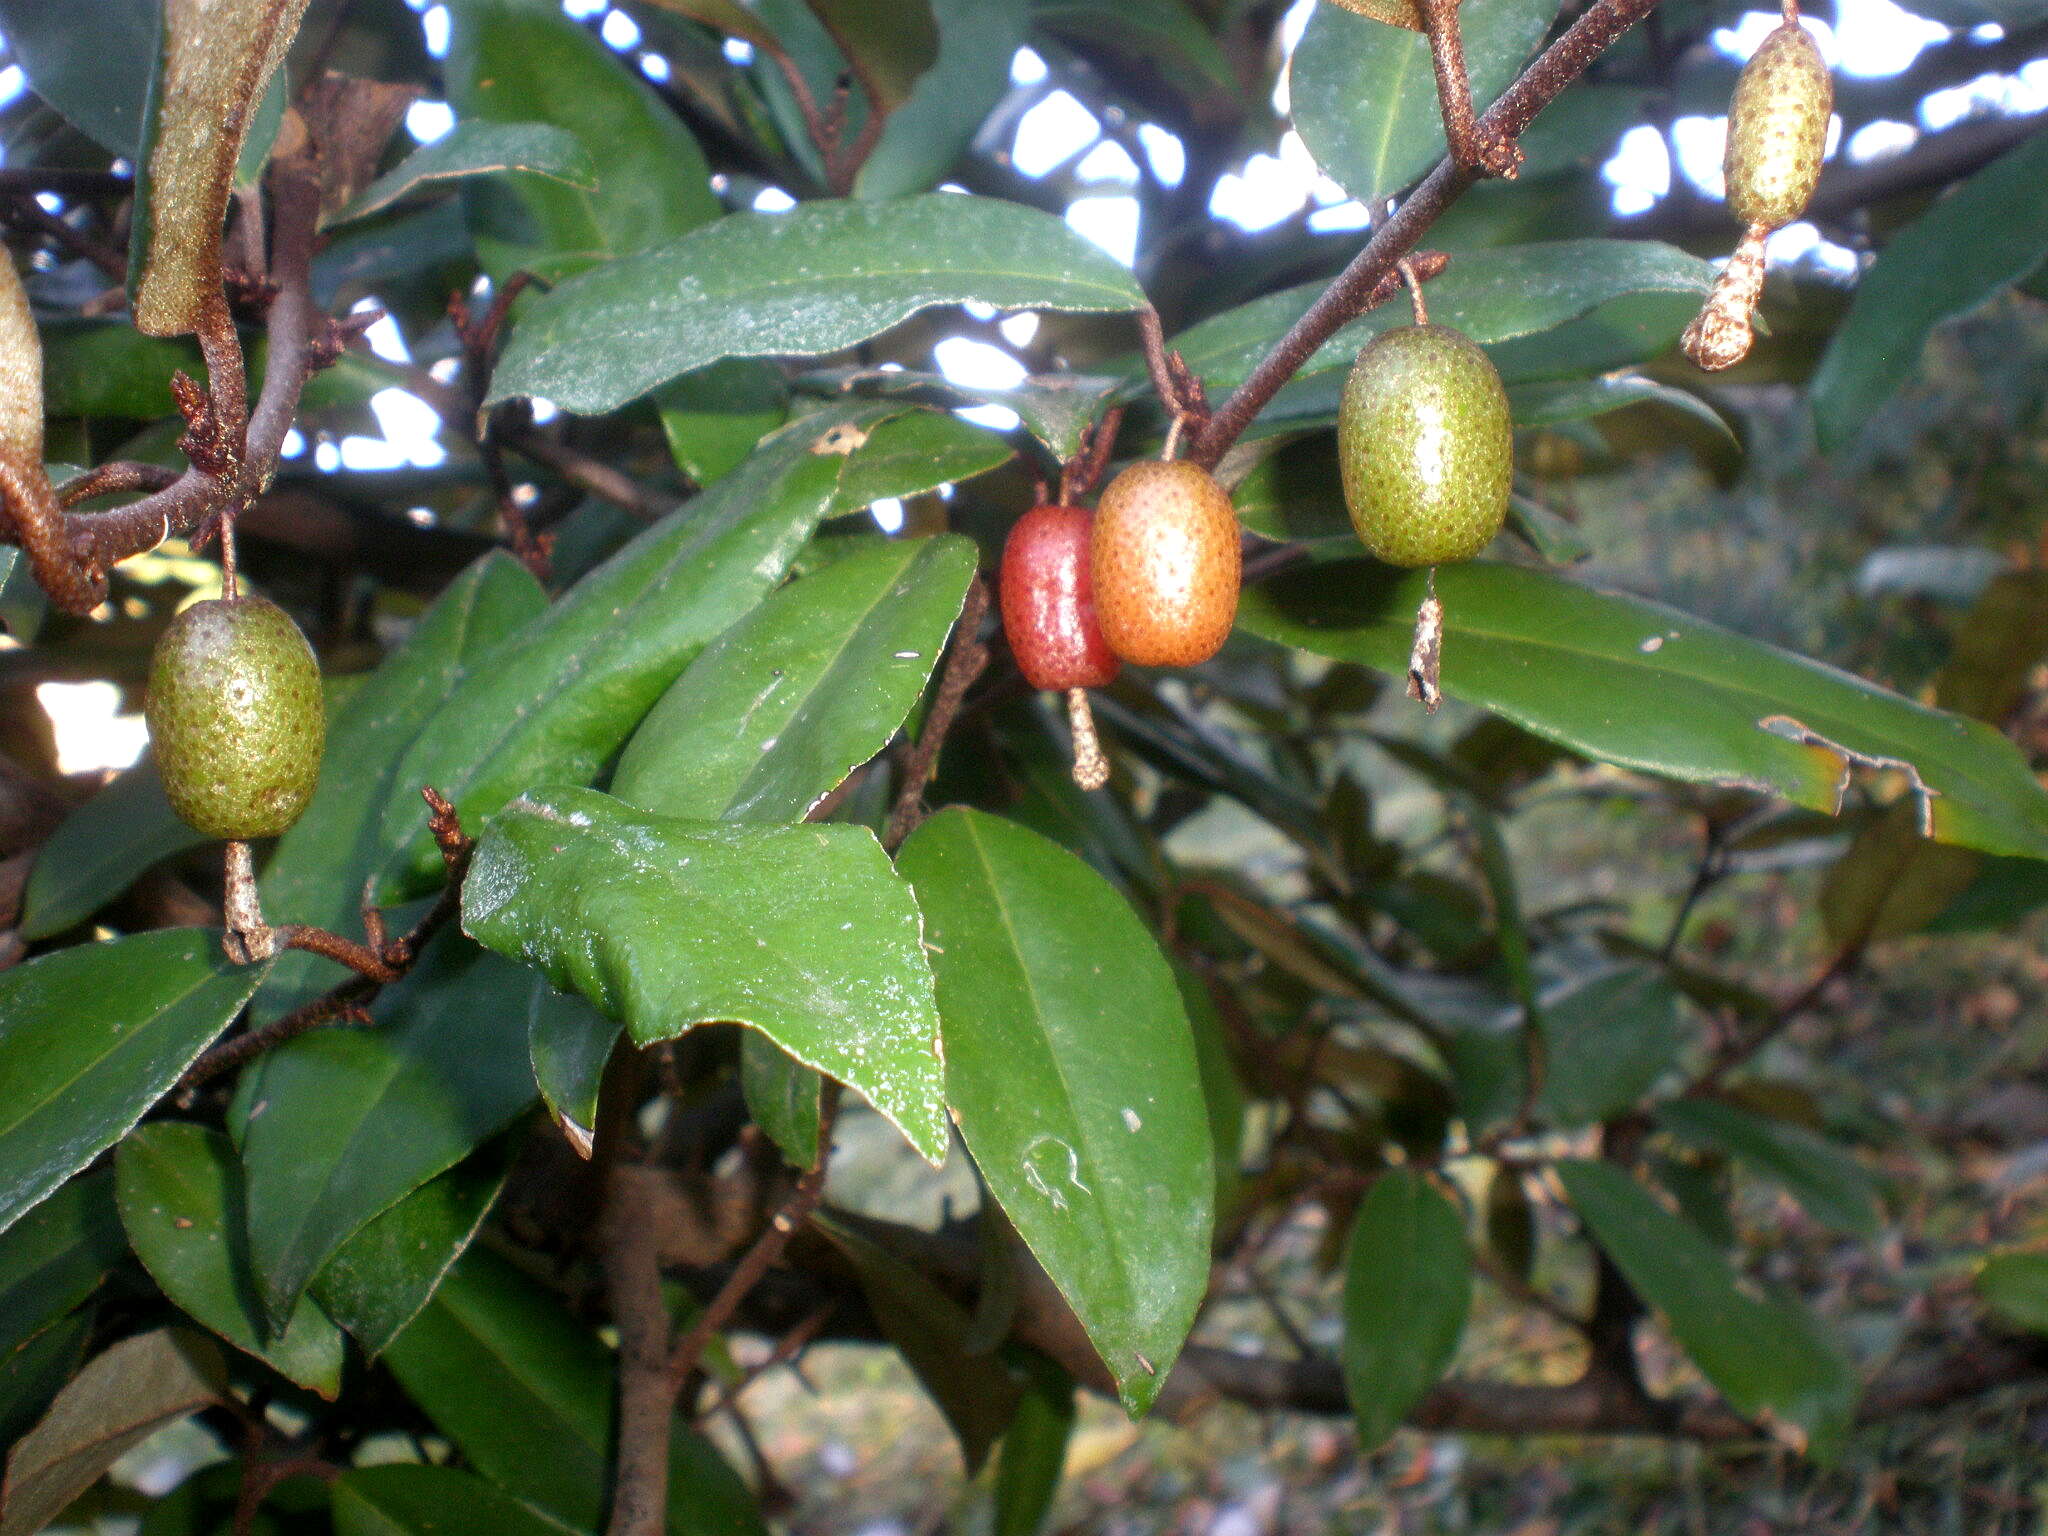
[[897, 809, 1212, 1415], [39, 318, 202, 419], [1820, 799, 1983, 947], [1240, 561, 2048, 860], [1483, 1165, 1536, 1280], [238, 933, 537, 1325], [312, 1157, 508, 1359], [656, 361, 789, 487], [1539, 965, 1684, 1127], [1291, 0, 1558, 205], [1811, 126, 2048, 455], [1657, 1098, 1882, 1238], [1506, 492, 1593, 565], [0, 1316, 90, 1453], [1341, 1168, 1472, 1451], [797, 364, 1123, 460], [740, 1032, 822, 1168], [829, 413, 1014, 513], [0, 1171, 126, 1362], [381, 1247, 764, 1536], [1928, 852, 2048, 933], [1173, 965, 1246, 1214], [332, 1465, 579, 1536], [489, 195, 1148, 414], [612, 534, 977, 822], [0, 1328, 226, 1536], [115, 1124, 345, 1396], [1509, 374, 1735, 444], [804, 0, 939, 110], [856, 0, 1029, 200], [1976, 1251, 2048, 1335], [336, 120, 599, 224], [462, 787, 949, 1163], [1557, 1160, 1856, 1456], [526, 982, 619, 1158], [20, 756, 209, 941], [0, 0, 157, 155], [1032, 0, 1238, 104], [0, 930, 266, 1237], [992, 1349, 1076, 1536]]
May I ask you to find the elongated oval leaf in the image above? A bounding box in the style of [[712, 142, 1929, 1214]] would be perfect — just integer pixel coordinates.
[[992, 1349, 1076, 1536], [0, 1171, 126, 1363], [0, 0, 158, 156], [19, 757, 209, 942], [1538, 965, 1683, 1127], [0, 930, 267, 1237], [613, 534, 978, 821], [1239, 561, 2048, 860], [1976, 1250, 2048, 1335], [526, 981, 619, 1158], [333, 1465, 579, 1536], [115, 1123, 345, 1397], [380, 1247, 764, 1536], [1656, 1098, 1882, 1238], [462, 787, 949, 1163], [1557, 1159, 1856, 1456], [896, 808, 1213, 1415], [1291, 0, 1558, 206], [336, 120, 599, 224], [856, 0, 1029, 201], [1341, 1168, 1472, 1451], [741, 1031, 823, 1168], [489, 195, 1148, 413]]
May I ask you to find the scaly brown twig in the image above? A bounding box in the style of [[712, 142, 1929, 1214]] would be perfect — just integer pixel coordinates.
[[883, 577, 991, 852]]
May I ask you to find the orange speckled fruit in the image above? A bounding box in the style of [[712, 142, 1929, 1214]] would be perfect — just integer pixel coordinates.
[[1089, 460, 1241, 667], [1725, 20, 1832, 231]]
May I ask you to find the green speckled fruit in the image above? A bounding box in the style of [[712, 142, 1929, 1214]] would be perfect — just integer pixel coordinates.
[[1725, 20, 1832, 230], [145, 595, 324, 839], [1337, 324, 1512, 568]]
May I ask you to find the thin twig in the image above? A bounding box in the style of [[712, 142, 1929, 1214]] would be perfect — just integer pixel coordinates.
[[883, 577, 990, 852]]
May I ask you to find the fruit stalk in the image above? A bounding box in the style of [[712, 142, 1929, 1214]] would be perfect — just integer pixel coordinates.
[[221, 839, 276, 963], [1067, 688, 1110, 791]]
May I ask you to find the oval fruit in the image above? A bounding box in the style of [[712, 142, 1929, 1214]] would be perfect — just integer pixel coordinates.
[[1725, 20, 1831, 231], [1337, 323, 1512, 568], [1089, 460, 1241, 668], [1000, 504, 1120, 691], [146, 595, 325, 839]]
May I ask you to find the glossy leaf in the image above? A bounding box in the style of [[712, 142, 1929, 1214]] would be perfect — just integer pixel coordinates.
[[0, 0, 157, 155], [0, 1171, 126, 1362], [897, 808, 1213, 1415], [1558, 1160, 1857, 1455], [1240, 560, 2048, 860], [489, 195, 1148, 414], [1340, 1168, 1472, 1452], [333, 1465, 579, 1536], [1033, 0, 1238, 104], [992, 1350, 1076, 1536], [1539, 965, 1683, 1127], [1811, 125, 2048, 455], [446, 0, 719, 280], [238, 933, 538, 1325], [830, 412, 1014, 513], [526, 982, 620, 1158], [1174, 965, 1247, 1214], [0, 1317, 90, 1455], [311, 1157, 508, 1359], [805, 0, 939, 110], [0, 1328, 226, 1536], [797, 364, 1123, 460], [857, 0, 1029, 200], [1657, 1098, 1882, 1238], [337, 120, 599, 223], [19, 756, 209, 941], [115, 1124, 346, 1397], [381, 1247, 764, 1536], [613, 534, 978, 821], [259, 549, 546, 1015], [462, 787, 949, 1163], [655, 361, 789, 487], [741, 1032, 823, 1168], [0, 930, 266, 1237], [1509, 374, 1735, 443], [1976, 1251, 2048, 1335], [1291, 0, 1557, 205]]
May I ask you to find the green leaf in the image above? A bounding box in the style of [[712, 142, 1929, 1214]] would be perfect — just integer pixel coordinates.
[[1539, 965, 1684, 1127], [526, 982, 619, 1158], [1167, 240, 1714, 394], [381, 1247, 764, 1536], [333, 1465, 579, 1536], [740, 1032, 822, 1168], [489, 195, 1148, 414], [1557, 1160, 1857, 1456], [1291, 0, 1558, 205], [856, 0, 1029, 200], [0, 930, 266, 1237], [0, 1171, 127, 1362], [1340, 1168, 1472, 1452], [462, 787, 949, 1163], [1811, 126, 2048, 455], [115, 1124, 345, 1397], [311, 1156, 508, 1359], [1032, 0, 1238, 105], [0, 1316, 90, 1454], [39, 318, 207, 420], [1976, 1251, 2048, 1335], [1509, 374, 1735, 444], [446, 0, 719, 281], [804, 0, 939, 110], [259, 549, 546, 1015], [1173, 965, 1247, 1215], [613, 534, 978, 821], [336, 120, 600, 224], [1820, 798, 1983, 947], [0, 1328, 227, 1536], [797, 364, 1123, 460], [1239, 560, 2048, 860], [238, 933, 538, 1325], [377, 407, 899, 888], [1657, 1098, 1882, 1238], [0, 0, 157, 155], [20, 756, 210, 941], [896, 809, 1213, 1415], [829, 412, 1015, 513], [992, 1350, 1076, 1536], [655, 361, 789, 487]]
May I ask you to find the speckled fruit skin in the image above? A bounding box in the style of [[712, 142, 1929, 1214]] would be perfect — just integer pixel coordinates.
[[1000, 505, 1120, 691], [145, 596, 325, 840], [1337, 324, 1512, 568], [1089, 460, 1241, 668], [1725, 21, 1832, 230]]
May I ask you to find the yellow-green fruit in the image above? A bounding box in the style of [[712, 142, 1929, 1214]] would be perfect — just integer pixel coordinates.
[[1725, 21, 1832, 230], [145, 595, 324, 839], [1337, 324, 1512, 568]]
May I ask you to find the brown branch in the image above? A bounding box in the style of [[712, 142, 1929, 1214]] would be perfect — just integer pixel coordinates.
[[1188, 0, 1666, 469], [883, 576, 990, 852], [1, 191, 125, 283], [1056, 406, 1123, 506], [602, 1160, 676, 1536], [56, 462, 182, 507]]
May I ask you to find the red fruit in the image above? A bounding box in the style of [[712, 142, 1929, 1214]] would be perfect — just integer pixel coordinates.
[[1000, 504, 1120, 691]]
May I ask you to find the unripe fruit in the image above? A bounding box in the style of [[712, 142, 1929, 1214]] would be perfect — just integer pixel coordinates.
[[1725, 20, 1831, 231], [1000, 505, 1119, 691], [146, 595, 324, 840], [1089, 460, 1241, 668], [1337, 324, 1511, 568]]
